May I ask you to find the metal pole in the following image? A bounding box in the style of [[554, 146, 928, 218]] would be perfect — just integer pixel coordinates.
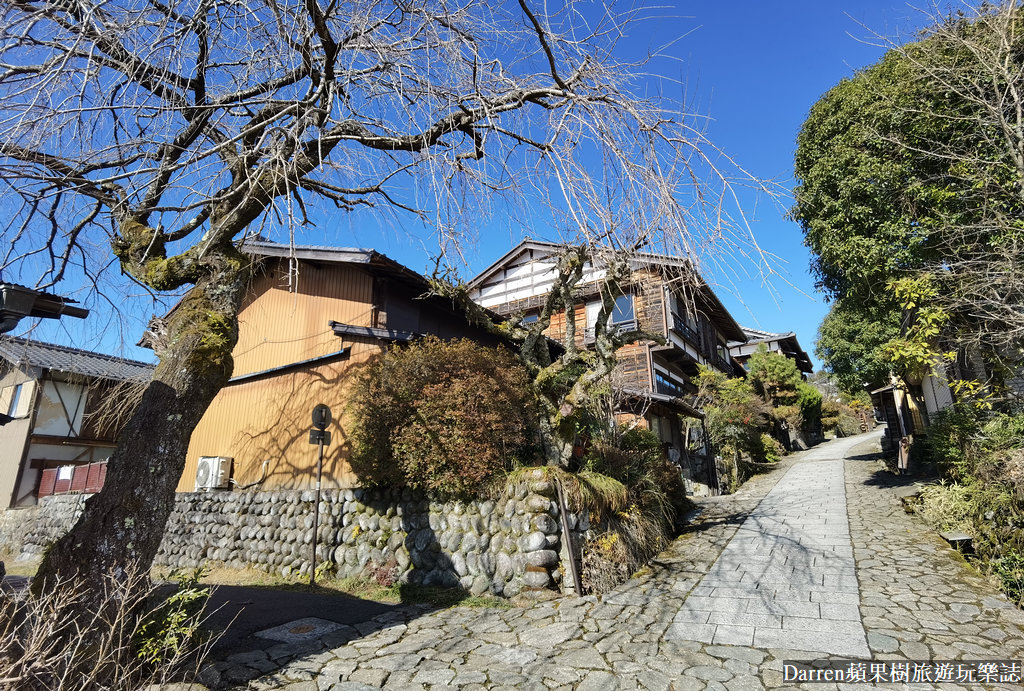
[[310, 438, 324, 586]]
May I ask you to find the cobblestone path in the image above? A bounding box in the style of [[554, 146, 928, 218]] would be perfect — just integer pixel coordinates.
[[215, 433, 1024, 690], [667, 441, 869, 655]]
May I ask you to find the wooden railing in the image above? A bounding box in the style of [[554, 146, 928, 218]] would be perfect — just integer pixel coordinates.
[[37, 461, 107, 498]]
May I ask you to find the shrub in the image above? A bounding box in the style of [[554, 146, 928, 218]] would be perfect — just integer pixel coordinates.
[[758, 433, 784, 463], [585, 427, 689, 530], [0, 569, 215, 690], [135, 567, 210, 665], [578, 426, 692, 593], [349, 337, 539, 496], [926, 403, 984, 480], [917, 409, 1024, 605], [696, 366, 770, 460], [993, 551, 1024, 606], [796, 381, 823, 432]]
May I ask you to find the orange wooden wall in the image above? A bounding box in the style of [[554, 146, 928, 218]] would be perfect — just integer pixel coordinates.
[[231, 260, 374, 377], [179, 260, 380, 492]]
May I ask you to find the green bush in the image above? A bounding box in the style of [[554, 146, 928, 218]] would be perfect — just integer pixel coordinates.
[[135, 568, 210, 665], [349, 337, 539, 496], [993, 551, 1024, 606], [982, 413, 1024, 452], [926, 403, 983, 480], [758, 433, 784, 463], [918, 408, 1024, 605], [585, 426, 689, 530], [796, 381, 823, 432], [696, 366, 769, 460]]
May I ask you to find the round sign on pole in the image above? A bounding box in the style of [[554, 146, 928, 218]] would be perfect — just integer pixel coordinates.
[[312, 404, 331, 431]]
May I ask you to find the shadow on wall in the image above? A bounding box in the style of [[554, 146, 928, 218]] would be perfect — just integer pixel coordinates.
[[349, 491, 478, 595], [226, 357, 363, 490]]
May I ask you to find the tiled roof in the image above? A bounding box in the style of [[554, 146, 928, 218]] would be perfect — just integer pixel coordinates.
[[0, 336, 154, 382], [740, 326, 795, 341]]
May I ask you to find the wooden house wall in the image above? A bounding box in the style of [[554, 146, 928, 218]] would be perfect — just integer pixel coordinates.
[[0, 366, 34, 507], [180, 339, 380, 492], [380, 279, 504, 345], [543, 302, 588, 349], [232, 260, 375, 378], [181, 259, 377, 492], [614, 344, 651, 391], [181, 255, 507, 493], [630, 271, 666, 336]]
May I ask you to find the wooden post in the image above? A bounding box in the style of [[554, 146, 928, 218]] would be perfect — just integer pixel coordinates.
[[554, 477, 583, 596]]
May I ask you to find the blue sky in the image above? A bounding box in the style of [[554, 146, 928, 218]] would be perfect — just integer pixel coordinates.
[[18, 1, 936, 368], [363, 1, 934, 371], [625, 0, 929, 369]]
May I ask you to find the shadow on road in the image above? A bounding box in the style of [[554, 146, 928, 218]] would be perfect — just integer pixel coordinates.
[[203, 583, 398, 658]]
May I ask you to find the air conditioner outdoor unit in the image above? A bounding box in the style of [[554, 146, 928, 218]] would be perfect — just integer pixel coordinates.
[[195, 456, 232, 491]]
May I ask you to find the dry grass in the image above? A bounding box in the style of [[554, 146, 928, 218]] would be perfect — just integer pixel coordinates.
[[0, 568, 216, 690], [0, 556, 38, 579], [505, 466, 629, 515]]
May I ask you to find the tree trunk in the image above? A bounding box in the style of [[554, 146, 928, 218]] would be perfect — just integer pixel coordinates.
[[33, 255, 249, 595]]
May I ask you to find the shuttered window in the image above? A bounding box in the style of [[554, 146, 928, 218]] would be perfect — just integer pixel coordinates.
[[2, 380, 35, 418]]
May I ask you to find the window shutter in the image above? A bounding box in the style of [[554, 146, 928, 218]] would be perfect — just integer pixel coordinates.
[[13, 380, 35, 418], [0, 386, 12, 416]]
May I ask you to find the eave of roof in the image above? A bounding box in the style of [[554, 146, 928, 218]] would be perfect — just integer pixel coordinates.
[[734, 326, 814, 373], [0, 336, 154, 382], [241, 239, 432, 291], [620, 387, 704, 419]]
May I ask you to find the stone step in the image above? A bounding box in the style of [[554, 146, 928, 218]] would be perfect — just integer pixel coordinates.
[[939, 530, 973, 552]]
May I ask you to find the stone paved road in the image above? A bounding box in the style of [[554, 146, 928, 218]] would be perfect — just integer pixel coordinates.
[[667, 438, 869, 656], [215, 433, 1024, 690]]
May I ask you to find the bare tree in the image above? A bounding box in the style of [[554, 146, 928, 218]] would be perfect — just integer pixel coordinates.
[[0, 0, 768, 594]]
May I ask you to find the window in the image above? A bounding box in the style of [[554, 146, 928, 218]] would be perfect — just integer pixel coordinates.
[[611, 294, 634, 325], [655, 372, 684, 397], [671, 294, 697, 329], [521, 313, 539, 325], [7, 384, 21, 417]]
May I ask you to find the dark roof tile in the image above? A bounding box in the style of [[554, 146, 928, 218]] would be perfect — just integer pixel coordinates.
[[0, 336, 154, 382]]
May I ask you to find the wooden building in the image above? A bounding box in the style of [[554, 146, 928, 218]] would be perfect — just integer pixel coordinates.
[[468, 240, 747, 495], [177, 241, 505, 493], [728, 326, 813, 377], [0, 337, 154, 507]]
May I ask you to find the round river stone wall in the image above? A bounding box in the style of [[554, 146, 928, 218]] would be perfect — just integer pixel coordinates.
[[0, 469, 589, 598]]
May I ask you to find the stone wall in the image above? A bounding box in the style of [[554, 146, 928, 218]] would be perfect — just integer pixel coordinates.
[[0, 469, 589, 598], [0, 493, 87, 560]]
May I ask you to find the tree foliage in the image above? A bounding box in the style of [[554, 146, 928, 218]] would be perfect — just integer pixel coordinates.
[[695, 366, 770, 460], [793, 1, 1024, 386], [348, 337, 538, 496], [815, 298, 901, 394], [746, 346, 821, 432], [747, 347, 802, 409]]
